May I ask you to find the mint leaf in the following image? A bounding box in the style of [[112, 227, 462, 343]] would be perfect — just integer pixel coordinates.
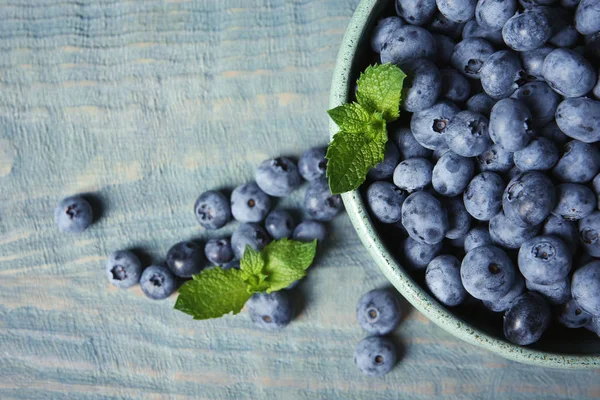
[[327, 103, 372, 134], [174, 267, 251, 320], [262, 239, 317, 292], [240, 246, 269, 293], [356, 63, 406, 122], [326, 128, 387, 195]]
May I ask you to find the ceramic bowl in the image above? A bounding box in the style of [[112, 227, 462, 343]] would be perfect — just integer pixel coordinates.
[[329, 0, 600, 368]]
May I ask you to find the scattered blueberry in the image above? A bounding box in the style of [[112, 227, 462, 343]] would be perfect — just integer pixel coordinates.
[[503, 172, 557, 227], [432, 150, 475, 197], [489, 98, 534, 152], [410, 100, 461, 150], [463, 172, 504, 221], [393, 157, 433, 192], [247, 291, 294, 330], [542, 48, 597, 97], [426, 255, 467, 306], [513, 137, 559, 172], [489, 211, 540, 249], [401, 58, 442, 112], [445, 110, 491, 157], [204, 238, 234, 266], [354, 336, 397, 377], [231, 222, 271, 259], [502, 8, 552, 51], [518, 236, 572, 285], [298, 147, 327, 181], [402, 236, 444, 270], [304, 178, 343, 221], [555, 97, 600, 143], [356, 289, 402, 335], [552, 183, 597, 221], [402, 191, 449, 244], [194, 190, 231, 230], [451, 37, 495, 79], [265, 210, 295, 240], [105, 250, 142, 289], [503, 292, 551, 345], [230, 182, 271, 223], [367, 181, 407, 224], [140, 265, 177, 300], [553, 140, 600, 183], [292, 220, 327, 243], [461, 245, 516, 301], [480, 50, 527, 99], [54, 196, 93, 233], [380, 25, 437, 65], [256, 157, 301, 197], [166, 241, 205, 278]]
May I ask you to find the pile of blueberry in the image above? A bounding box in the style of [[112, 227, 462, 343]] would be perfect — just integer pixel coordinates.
[[54, 147, 343, 329], [366, 0, 600, 345]]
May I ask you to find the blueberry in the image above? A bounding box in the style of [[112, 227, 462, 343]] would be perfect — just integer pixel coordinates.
[[54, 196, 93, 233], [371, 17, 405, 53], [247, 291, 294, 330], [476, 144, 514, 173], [489, 98, 534, 152], [520, 46, 553, 81], [298, 147, 327, 181], [444, 196, 472, 239], [265, 210, 295, 239], [502, 9, 552, 51], [354, 336, 397, 377], [393, 158, 433, 192], [433, 34, 456, 66], [510, 82, 560, 128], [395, 0, 437, 26], [503, 172, 556, 227], [436, 0, 477, 23], [402, 237, 444, 269], [451, 38, 495, 79], [490, 211, 540, 248], [380, 26, 437, 65], [367, 142, 400, 181], [552, 184, 597, 221], [542, 49, 597, 97], [256, 157, 301, 198], [553, 140, 600, 183], [426, 255, 467, 306], [194, 190, 231, 230], [557, 299, 593, 328], [579, 211, 600, 256], [555, 97, 600, 143], [410, 100, 461, 150], [304, 178, 343, 221], [231, 223, 271, 259], [461, 20, 505, 46], [391, 126, 434, 159], [432, 150, 475, 197], [428, 11, 467, 39], [204, 238, 234, 266], [572, 261, 600, 315], [292, 220, 327, 243], [402, 191, 449, 244], [466, 93, 496, 116], [367, 181, 407, 224], [518, 236, 571, 285], [230, 182, 271, 223], [166, 241, 205, 278], [445, 110, 491, 157], [463, 172, 504, 221], [503, 292, 551, 345], [475, 0, 518, 31], [480, 51, 527, 99], [105, 251, 142, 289], [483, 275, 525, 312], [461, 245, 517, 301], [526, 277, 572, 305], [542, 215, 580, 254], [513, 137, 559, 173], [549, 25, 581, 48], [539, 121, 570, 147], [401, 59, 442, 112], [356, 289, 402, 335], [140, 265, 177, 300], [464, 225, 493, 252], [575, 0, 600, 35]]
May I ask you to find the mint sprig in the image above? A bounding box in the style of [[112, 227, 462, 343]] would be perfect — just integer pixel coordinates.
[[174, 239, 317, 320], [326, 63, 406, 194]]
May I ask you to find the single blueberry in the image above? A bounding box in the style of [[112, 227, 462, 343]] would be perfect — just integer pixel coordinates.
[[526, 277, 572, 305], [552, 183, 597, 221], [380, 26, 437, 65], [367, 181, 407, 224], [166, 241, 205, 278], [247, 291, 294, 330], [391, 126, 434, 159], [231, 222, 271, 259], [553, 140, 600, 183], [426, 255, 467, 306], [503, 292, 551, 345], [542, 48, 597, 97], [502, 8, 552, 51], [461, 20, 505, 46], [367, 141, 400, 180], [432, 150, 475, 197], [489, 98, 534, 152], [557, 299, 593, 328], [572, 261, 600, 315], [510, 81, 560, 128], [140, 265, 177, 300], [480, 51, 527, 99], [230, 182, 271, 223], [555, 97, 600, 144], [356, 289, 402, 335], [433, 34, 456, 66], [298, 147, 327, 181], [489, 211, 540, 249], [292, 220, 327, 243], [475, 0, 518, 31], [194, 190, 231, 230], [204, 238, 234, 266], [105, 250, 142, 289], [401, 191, 449, 245], [354, 336, 397, 377], [466, 93, 496, 116], [54, 196, 93, 233], [401, 58, 442, 112], [518, 236, 572, 285], [513, 137, 559, 173], [463, 172, 504, 221], [445, 110, 491, 157], [476, 144, 514, 173], [395, 0, 437, 26], [451, 37, 495, 79], [464, 225, 493, 253], [461, 245, 517, 301], [265, 210, 295, 239], [410, 100, 461, 150], [444, 196, 472, 239], [579, 211, 600, 256], [371, 17, 405, 53], [503, 172, 557, 227], [256, 157, 301, 197], [304, 178, 343, 221], [402, 236, 444, 270], [520, 46, 553, 81], [542, 215, 580, 255], [436, 0, 477, 23], [393, 157, 433, 192], [575, 0, 600, 35], [483, 275, 525, 312]]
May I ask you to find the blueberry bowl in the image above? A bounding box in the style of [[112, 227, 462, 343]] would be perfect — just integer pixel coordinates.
[[330, 0, 600, 368]]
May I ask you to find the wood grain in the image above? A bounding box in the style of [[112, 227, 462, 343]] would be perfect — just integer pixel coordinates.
[[0, 1, 599, 399]]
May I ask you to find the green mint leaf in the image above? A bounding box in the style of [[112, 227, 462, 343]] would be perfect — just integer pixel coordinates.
[[327, 102, 372, 133], [262, 238, 317, 292], [326, 126, 387, 195], [240, 246, 270, 293], [356, 63, 406, 122], [174, 267, 252, 320]]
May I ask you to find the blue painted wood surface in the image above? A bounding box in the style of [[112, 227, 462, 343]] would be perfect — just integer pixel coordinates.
[[0, 1, 599, 399]]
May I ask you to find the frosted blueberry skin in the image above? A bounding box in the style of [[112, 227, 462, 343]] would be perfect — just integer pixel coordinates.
[[393, 157, 433, 192], [476, 144, 514, 174], [483, 275, 525, 312], [480, 51, 527, 100], [466, 93, 496, 116], [553, 140, 600, 184], [366, 181, 407, 224], [231, 182, 271, 223], [370, 16, 405, 53], [445, 110, 491, 157], [575, 0, 600, 35], [428, 11, 467, 40], [489, 211, 540, 249], [298, 147, 327, 182], [513, 138, 559, 173], [520, 46, 553, 81], [401, 191, 449, 245], [354, 336, 397, 377], [194, 190, 231, 230], [503, 292, 551, 346], [292, 220, 327, 243], [265, 210, 295, 240], [461, 245, 516, 301], [105, 251, 143, 289], [510, 81, 561, 128], [502, 9, 552, 52], [443, 196, 472, 240], [54, 196, 93, 233], [140, 265, 177, 300], [367, 142, 400, 181], [432, 150, 475, 197], [433, 34, 456, 66], [391, 126, 433, 160], [401, 58, 442, 112], [436, 0, 477, 23], [475, 0, 518, 31], [542, 215, 580, 255], [463, 172, 504, 221], [426, 255, 467, 306], [552, 183, 597, 221], [255, 157, 302, 197], [380, 25, 437, 65], [395, 0, 437, 26], [555, 97, 600, 143], [557, 299, 593, 328], [579, 211, 600, 257], [489, 98, 535, 152], [402, 237, 444, 270], [451, 37, 495, 79], [410, 100, 461, 150], [572, 261, 600, 315], [231, 223, 271, 259], [539, 121, 571, 147], [356, 289, 402, 335], [542, 48, 597, 98], [502, 172, 557, 227], [464, 226, 493, 253], [304, 178, 343, 222], [526, 277, 571, 305], [204, 238, 234, 266], [247, 291, 294, 331], [166, 241, 205, 278], [518, 236, 572, 285]]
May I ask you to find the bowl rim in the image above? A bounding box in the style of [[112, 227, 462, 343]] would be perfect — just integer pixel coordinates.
[[329, 0, 600, 369]]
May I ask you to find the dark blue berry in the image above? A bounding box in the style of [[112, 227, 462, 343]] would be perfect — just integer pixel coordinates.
[[480, 50, 527, 99], [475, 0, 518, 31], [426, 255, 467, 306], [436, 0, 477, 23], [231, 182, 271, 223], [166, 241, 205, 278], [572, 261, 600, 315], [518, 236, 572, 285], [557, 299, 593, 328], [356, 289, 402, 335], [140, 265, 177, 300], [105, 251, 142, 289], [231, 223, 271, 259], [575, 0, 600, 35], [463, 172, 504, 221], [247, 291, 294, 330], [304, 178, 343, 221], [194, 190, 231, 230], [520, 46, 553, 80], [256, 157, 301, 197], [476, 144, 514, 173], [539, 121, 570, 147], [354, 336, 397, 376], [542, 48, 596, 97], [392, 126, 433, 159], [464, 225, 493, 253], [380, 26, 437, 65], [298, 147, 327, 181], [410, 100, 461, 150], [444, 196, 472, 239], [265, 210, 295, 239], [542, 214, 580, 254], [503, 292, 551, 345], [461, 20, 504, 46], [513, 137, 559, 172], [552, 183, 597, 221], [393, 157, 433, 192], [489, 211, 540, 249], [502, 8, 552, 51], [489, 98, 534, 151], [368, 142, 400, 180], [461, 245, 517, 301], [402, 237, 443, 270], [555, 97, 600, 143], [54, 196, 93, 233], [579, 211, 600, 256], [433, 34, 456, 66], [510, 81, 560, 128], [432, 150, 475, 197], [553, 140, 600, 183], [395, 0, 437, 26], [451, 38, 495, 79], [401, 191, 449, 244], [483, 275, 525, 312], [401, 58, 442, 112], [445, 110, 491, 157], [466, 93, 496, 116], [526, 277, 571, 305], [367, 181, 407, 224], [503, 172, 557, 227], [204, 238, 234, 266], [371, 17, 405, 53]]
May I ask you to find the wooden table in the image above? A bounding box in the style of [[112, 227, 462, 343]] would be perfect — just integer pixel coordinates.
[[1, 1, 599, 399]]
